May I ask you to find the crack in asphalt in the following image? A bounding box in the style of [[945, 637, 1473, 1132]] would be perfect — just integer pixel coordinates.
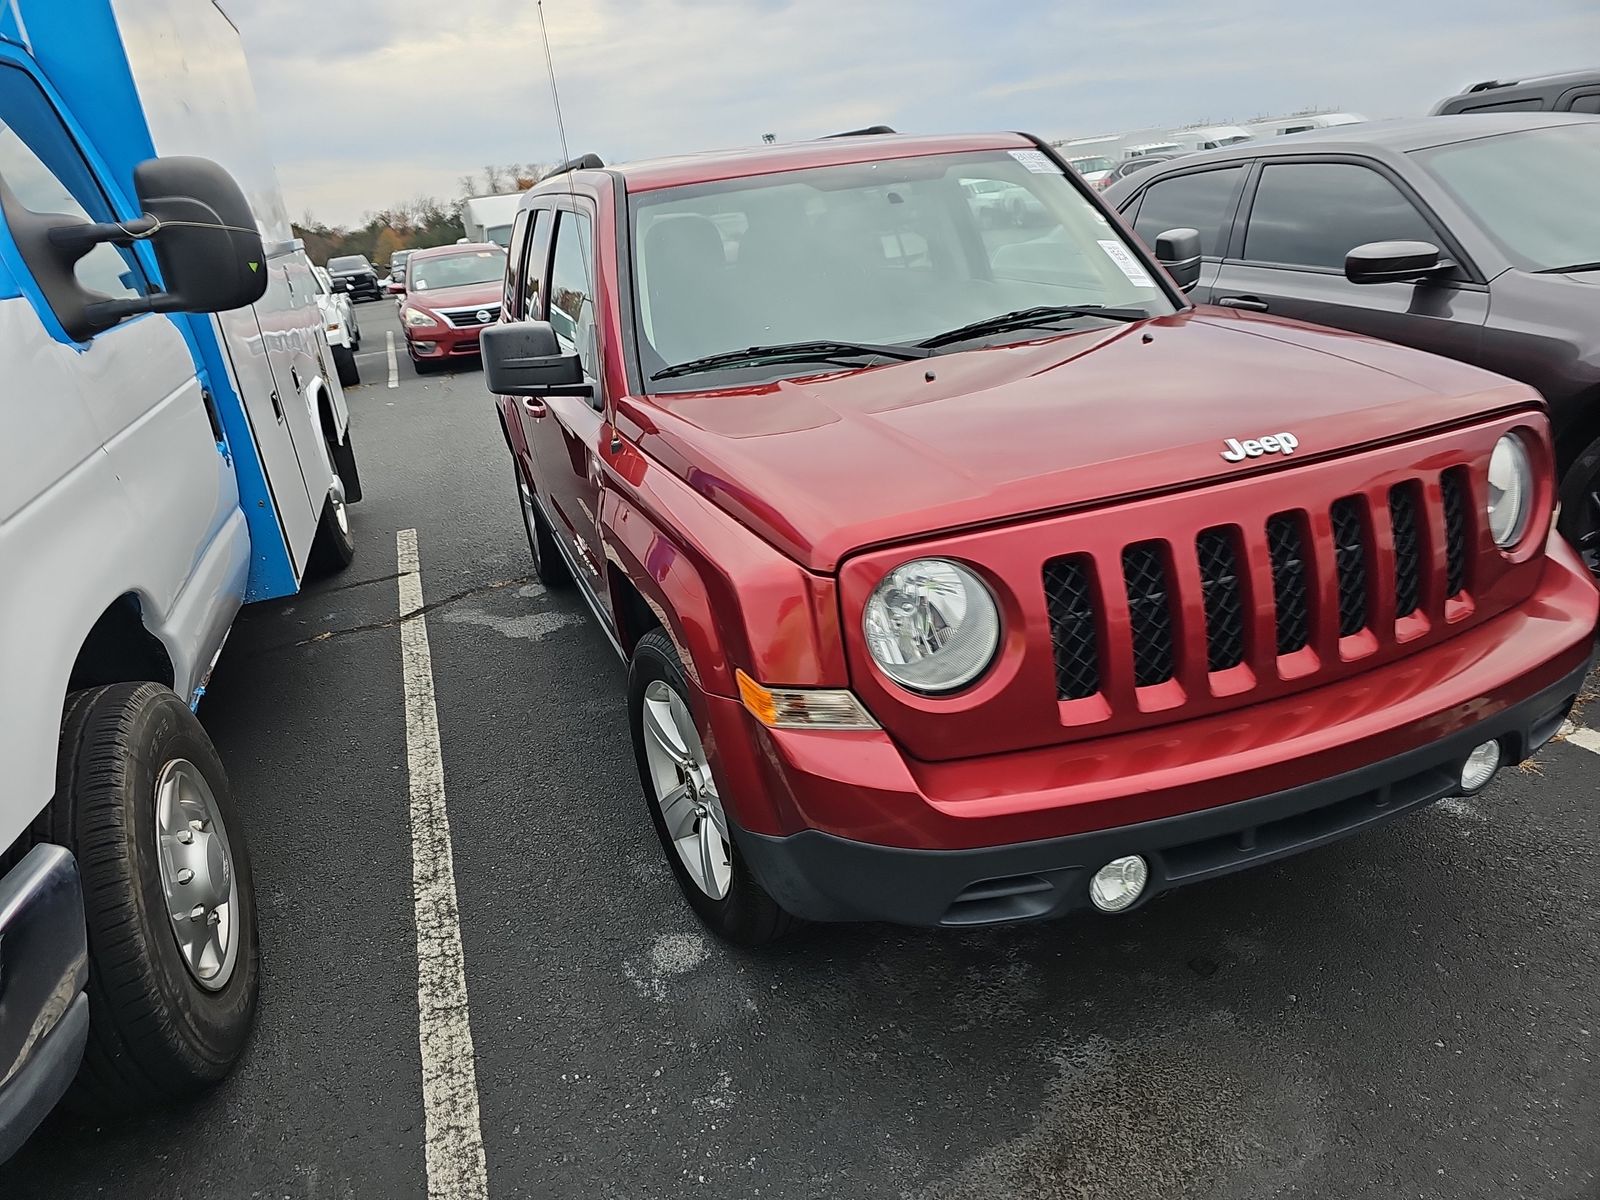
[[310, 569, 406, 596], [251, 574, 535, 656]]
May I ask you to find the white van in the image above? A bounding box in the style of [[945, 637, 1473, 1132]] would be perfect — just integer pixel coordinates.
[[0, 0, 360, 1158]]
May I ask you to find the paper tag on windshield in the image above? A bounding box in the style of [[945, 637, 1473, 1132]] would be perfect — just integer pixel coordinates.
[[1097, 240, 1155, 287], [1008, 149, 1057, 174]]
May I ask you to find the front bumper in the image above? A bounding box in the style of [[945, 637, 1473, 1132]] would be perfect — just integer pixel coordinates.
[[406, 319, 485, 360], [708, 546, 1598, 927], [0, 846, 89, 1160]]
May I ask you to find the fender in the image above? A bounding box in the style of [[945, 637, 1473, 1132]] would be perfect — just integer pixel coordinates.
[[598, 433, 848, 698]]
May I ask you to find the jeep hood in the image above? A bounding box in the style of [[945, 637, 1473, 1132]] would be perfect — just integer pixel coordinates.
[[627, 308, 1537, 572]]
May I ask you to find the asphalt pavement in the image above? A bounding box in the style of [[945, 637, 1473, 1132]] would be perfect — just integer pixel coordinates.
[[2, 299, 1596, 1200]]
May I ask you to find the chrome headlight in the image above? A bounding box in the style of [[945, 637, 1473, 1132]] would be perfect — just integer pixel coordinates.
[[403, 306, 440, 328], [863, 559, 1000, 694], [1486, 433, 1532, 548]]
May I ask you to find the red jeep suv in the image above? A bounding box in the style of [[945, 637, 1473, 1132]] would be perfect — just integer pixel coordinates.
[[484, 133, 1597, 944]]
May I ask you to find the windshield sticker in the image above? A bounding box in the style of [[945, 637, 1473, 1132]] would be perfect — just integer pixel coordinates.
[[1097, 240, 1155, 287], [1008, 149, 1059, 174]]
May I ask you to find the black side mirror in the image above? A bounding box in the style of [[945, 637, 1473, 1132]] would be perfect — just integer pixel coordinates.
[[332, 276, 350, 292], [1345, 240, 1453, 285], [1154, 227, 1203, 292], [131, 157, 268, 314], [482, 321, 588, 396]]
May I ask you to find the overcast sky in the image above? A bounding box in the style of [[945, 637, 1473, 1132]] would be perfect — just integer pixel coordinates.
[[228, 0, 1598, 227]]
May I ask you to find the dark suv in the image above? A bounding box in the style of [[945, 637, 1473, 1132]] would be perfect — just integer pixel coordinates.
[[1104, 114, 1600, 571], [1432, 68, 1600, 115], [326, 254, 381, 301]]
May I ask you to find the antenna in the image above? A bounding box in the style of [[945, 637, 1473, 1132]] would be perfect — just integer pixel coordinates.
[[534, 1, 595, 346]]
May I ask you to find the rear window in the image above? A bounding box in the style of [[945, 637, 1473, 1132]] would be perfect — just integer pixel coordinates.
[[1130, 167, 1244, 257], [328, 256, 369, 270]]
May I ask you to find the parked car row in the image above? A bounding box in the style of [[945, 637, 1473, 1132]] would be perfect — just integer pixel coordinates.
[[481, 122, 1598, 947]]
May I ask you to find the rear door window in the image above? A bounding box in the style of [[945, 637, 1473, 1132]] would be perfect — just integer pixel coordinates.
[[1242, 162, 1435, 270], [1130, 166, 1245, 258]]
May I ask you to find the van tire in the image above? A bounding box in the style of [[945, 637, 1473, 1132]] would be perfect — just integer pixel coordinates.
[[307, 486, 356, 577], [333, 344, 359, 387], [628, 630, 798, 946], [1558, 435, 1600, 579], [54, 684, 260, 1112]]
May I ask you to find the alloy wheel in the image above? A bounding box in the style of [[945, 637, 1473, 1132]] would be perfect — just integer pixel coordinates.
[[640, 680, 731, 899], [154, 758, 242, 990]]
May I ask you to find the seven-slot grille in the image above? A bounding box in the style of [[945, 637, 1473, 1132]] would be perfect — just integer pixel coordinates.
[[1043, 472, 1473, 703], [440, 307, 495, 328]]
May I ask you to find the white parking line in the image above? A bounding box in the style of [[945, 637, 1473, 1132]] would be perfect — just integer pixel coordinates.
[[397, 530, 489, 1200], [1558, 720, 1600, 756], [387, 330, 399, 389]]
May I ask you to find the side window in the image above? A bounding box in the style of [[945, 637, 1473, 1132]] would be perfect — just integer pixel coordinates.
[[519, 209, 548, 320], [1567, 92, 1600, 115], [503, 209, 528, 318], [1132, 166, 1245, 258], [0, 65, 147, 307], [547, 209, 596, 379], [1243, 162, 1436, 270], [1462, 98, 1544, 113]]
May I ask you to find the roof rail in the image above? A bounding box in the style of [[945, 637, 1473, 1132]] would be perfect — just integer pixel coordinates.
[[542, 153, 605, 181], [821, 125, 897, 139], [1465, 78, 1513, 93]]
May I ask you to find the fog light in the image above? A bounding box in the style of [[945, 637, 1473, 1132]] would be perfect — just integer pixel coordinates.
[[1459, 739, 1502, 793], [1089, 855, 1149, 913]]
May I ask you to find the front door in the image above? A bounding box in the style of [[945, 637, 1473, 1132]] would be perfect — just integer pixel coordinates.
[[1211, 159, 1488, 365], [525, 204, 610, 614]]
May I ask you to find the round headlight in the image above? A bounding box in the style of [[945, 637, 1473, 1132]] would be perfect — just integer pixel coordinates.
[[863, 558, 1000, 694], [1486, 433, 1532, 548]]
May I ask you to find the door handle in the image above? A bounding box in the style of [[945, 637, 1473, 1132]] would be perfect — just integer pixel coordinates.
[[520, 396, 548, 418], [1217, 295, 1269, 312]]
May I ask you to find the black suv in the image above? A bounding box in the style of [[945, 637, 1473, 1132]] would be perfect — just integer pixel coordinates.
[[1103, 114, 1600, 572], [326, 254, 381, 301], [1432, 68, 1600, 116]]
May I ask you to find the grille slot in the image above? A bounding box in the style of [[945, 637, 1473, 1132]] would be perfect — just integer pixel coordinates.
[[1122, 542, 1176, 687], [1196, 527, 1246, 671], [1043, 556, 1100, 700], [1442, 469, 1469, 597], [1266, 514, 1310, 655], [441, 307, 495, 328], [1329, 497, 1369, 637], [1389, 483, 1422, 618]]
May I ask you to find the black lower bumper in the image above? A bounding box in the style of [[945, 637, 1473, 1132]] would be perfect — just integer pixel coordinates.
[[735, 660, 1590, 928]]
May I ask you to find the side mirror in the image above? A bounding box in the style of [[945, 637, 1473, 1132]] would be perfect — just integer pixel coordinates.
[[331, 276, 351, 292], [1345, 240, 1453, 285], [1154, 227, 1203, 292], [482, 321, 588, 396], [3, 154, 266, 340], [132, 156, 268, 314]]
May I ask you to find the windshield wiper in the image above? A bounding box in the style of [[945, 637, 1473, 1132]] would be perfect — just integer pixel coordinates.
[[1535, 261, 1600, 274], [917, 304, 1150, 350], [652, 339, 931, 381]]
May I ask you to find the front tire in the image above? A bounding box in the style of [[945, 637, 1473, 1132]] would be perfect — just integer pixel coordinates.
[[1558, 435, 1600, 581], [53, 683, 260, 1111], [628, 630, 796, 946]]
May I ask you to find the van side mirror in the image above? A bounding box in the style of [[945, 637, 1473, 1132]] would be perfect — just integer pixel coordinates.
[[482, 321, 588, 396], [1154, 227, 1203, 292], [1345, 240, 1453, 285]]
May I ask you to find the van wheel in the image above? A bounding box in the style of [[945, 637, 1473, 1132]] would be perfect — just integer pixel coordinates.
[[333, 344, 360, 387], [307, 436, 356, 577], [1558, 436, 1600, 580], [628, 630, 797, 946], [54, 683, 260, 1111], [515, 463, 570, 588]]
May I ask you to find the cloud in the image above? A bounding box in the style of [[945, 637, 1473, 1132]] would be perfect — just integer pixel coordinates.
[[224, 0, 1600, 226]]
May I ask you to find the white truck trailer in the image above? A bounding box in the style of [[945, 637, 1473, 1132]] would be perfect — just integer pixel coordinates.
[[0, 0, 362, 1158], [461, 192, 523, 247]]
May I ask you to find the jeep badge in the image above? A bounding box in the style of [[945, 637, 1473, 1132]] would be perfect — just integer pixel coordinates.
[[1221, 433, 1299, 462]]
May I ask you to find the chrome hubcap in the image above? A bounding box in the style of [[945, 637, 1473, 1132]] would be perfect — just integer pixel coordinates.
[[641, 680, 731, 899], [155, 759, 240, 990]]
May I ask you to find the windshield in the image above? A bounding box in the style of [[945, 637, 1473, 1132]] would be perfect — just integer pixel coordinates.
[[1068, 157, 1114, 174], [629, 148, 1173, 388], [328, 255, 369, 271], [1413, 123, 1600, 273], [408, 248, 507, 292]]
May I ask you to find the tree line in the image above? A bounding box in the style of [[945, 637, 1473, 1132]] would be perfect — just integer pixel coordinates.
[[294, 163, 553, 267]]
